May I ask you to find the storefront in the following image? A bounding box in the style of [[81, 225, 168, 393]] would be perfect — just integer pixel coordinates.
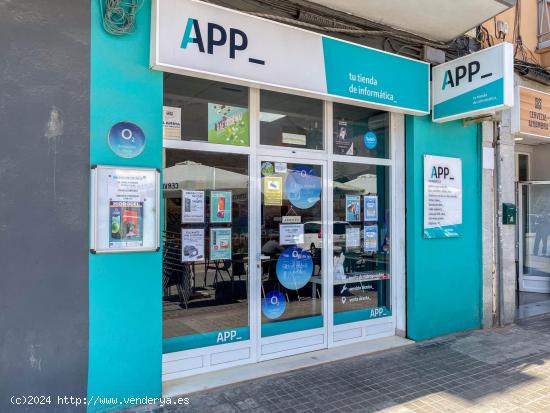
[[87, 0, 484, 407], [153, 0, 425, 380]]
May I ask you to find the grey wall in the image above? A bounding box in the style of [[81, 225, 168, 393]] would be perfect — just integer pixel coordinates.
[[530, 144, 550, 181], [0, 2, 89, 412]]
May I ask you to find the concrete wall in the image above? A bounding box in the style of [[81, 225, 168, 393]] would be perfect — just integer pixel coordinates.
[[0, 1, 90, 412]]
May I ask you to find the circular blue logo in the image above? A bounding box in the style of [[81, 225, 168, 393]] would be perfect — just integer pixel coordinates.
[[284, 165, 321, 210], [276, 246, 313, 290], [108, 122, 146, 158], [364, 131, 377, 150], [262, 290, 287, 319]]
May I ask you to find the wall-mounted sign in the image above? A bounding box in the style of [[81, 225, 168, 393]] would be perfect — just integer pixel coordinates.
[[432, 43, 514, 123], [90, 166, 160, 253], [108, 121, 146, 158], [423, 155, 462, 238], [151, 0, 430, 115], [163, 106, 181, 139], [512, 86, 550, 140]]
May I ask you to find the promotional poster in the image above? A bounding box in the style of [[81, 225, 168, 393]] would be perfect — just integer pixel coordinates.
[[208, 103, 249, 146], [364, 195, 378, 221], [335, 120, 354, 155], [182, 190, 205, 223], [210, 228, 232, 260], [210, 191, 232, 223], [345, 195, 361, 222], [181, 228, 205, 262], [363, 225, 379, 252], [109, 200, 144, 248]]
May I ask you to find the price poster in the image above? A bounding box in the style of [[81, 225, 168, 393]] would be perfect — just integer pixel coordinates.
[[364, 195, 378, 221], [345, 195, 361, 222], [182, 190, 205, 223], [210, 227, 232, 260], [210, 191, 232, 223], [181, 228, 205, 262], [423, 155, 462, 238], [363, 225, 378, 252], [91, 166, 159, 253]]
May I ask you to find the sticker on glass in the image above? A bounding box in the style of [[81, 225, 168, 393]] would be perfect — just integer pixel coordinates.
[[262, 290, 287, 319], [276, 246, 313, 290], [284, 165, 321, 210]]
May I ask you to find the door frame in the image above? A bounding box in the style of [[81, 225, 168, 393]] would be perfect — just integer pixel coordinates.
[[518, 181, 550, 293]]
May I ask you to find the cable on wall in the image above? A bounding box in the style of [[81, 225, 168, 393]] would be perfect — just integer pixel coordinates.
[[99, 0, 143, 35]]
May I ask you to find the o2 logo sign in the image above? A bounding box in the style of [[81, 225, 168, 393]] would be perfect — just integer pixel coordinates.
[[441, 60, 492, 90], [181, 18, 265, 65]]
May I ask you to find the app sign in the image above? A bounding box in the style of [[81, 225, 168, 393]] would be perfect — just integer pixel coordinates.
[[284, 166, 321, 210], [276, 246, 313, 290], [262, 290, 287, 319]]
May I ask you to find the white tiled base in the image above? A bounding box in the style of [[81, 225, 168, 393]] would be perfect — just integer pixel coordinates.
[[163, 335, 414, 397]]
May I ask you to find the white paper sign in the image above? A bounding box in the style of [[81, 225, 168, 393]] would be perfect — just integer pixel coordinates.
[[181, 228, 205, 262], [163, 105, 182, 139], [182, 190, 205, 223], [280, 224, 305, 245], [423, 155, 462, 238], [91, 166, 159, 253], [345, 227, 361, 249]]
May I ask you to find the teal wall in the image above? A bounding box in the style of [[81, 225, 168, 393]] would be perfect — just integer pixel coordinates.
[[406, 116, 482, 341], [89, 1, 163, 411]]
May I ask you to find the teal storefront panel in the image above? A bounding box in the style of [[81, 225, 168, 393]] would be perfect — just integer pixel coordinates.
[[405, 116, 482, 341], [88, 1, 163, 411]]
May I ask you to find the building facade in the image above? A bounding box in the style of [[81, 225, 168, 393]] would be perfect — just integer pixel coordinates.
[[0, 1, 518, 412]]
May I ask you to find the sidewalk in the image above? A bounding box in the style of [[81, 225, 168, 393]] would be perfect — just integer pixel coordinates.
[[128, 314, 550, 413]]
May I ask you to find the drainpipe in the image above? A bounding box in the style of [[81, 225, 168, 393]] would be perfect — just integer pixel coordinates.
[[494, 120, 504, 327]]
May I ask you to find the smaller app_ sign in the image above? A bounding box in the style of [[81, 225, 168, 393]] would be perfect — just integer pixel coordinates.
[[432, 43, 514, 123]]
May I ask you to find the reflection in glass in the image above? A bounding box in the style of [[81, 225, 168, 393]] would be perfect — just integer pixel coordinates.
[[333, 103, 389, 158], [332, 162, 391, 324], [260, 162, 323, 336], [523, 184, 550, 278], [260, 90, 323, 150], [163, 74, 249, 146], [162, 149, 249, 352]]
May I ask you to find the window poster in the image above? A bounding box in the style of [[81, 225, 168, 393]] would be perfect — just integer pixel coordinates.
[[264, 176, 283, 206], [364, 195, 378, 221], [181, 228, 205, 262], [210, 191, 232, 223], [91, 166, 159, 253], [364, 225, 378, 252], [345, 195, 361, 222], [335, 120, 354, 155], [345, 226, 361, 249], [182, 190, 205, 223], [210, 227, 232, 260], [162, 106, 181, 139], [423, 155, 463, 238], [207, 103, 249, 146], [279, 224, 305, 245]]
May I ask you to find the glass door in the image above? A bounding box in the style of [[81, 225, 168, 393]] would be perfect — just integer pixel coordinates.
[[519, 182, 550, 293], [257, 158, 327, 358]]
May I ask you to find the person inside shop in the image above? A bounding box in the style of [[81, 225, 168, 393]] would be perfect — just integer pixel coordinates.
[[533, 209, 550, 257], [261, 235, 282, 280]]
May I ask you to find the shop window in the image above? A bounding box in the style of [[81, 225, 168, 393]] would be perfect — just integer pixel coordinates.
[[162, 149, 249, 353], [332, 162, 391, 324], [333, 103, 389, 158], [260, 90, 324, 150], [163, 75, 249, 146]]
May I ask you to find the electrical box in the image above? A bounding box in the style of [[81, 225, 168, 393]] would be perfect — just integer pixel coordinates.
[[503, 203, 516, 225]]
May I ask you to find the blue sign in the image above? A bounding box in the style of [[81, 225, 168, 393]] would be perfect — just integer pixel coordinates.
[[276, 247, 313, 290], [364, 131, 377, 150], [262, 290, 287, 320], [284, 165, 321, 210], [108, 122, 146, 158]]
